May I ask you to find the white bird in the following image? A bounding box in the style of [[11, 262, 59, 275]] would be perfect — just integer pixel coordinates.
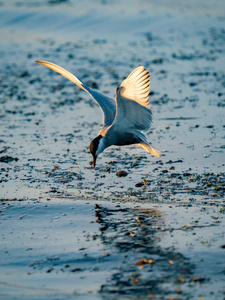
[[36, 61, 161, 168]]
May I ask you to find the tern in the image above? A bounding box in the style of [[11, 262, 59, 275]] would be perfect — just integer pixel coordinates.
[[36, 61, 161, 168]]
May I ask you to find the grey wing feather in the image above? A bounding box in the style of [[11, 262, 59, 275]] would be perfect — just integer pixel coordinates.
[[36, 60, 116, 128], [113, 92, 152, 131], [84, 89, 116, 128], [111, 66, 152, 131], [114, 66, 160, 157]]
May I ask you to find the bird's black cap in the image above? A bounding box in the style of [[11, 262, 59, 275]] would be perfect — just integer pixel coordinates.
[[89, 135, 102, 157]]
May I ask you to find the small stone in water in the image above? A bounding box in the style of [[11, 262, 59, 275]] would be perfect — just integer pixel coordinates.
[[116, 170, 128, 177], [135, 182, 144, 187]]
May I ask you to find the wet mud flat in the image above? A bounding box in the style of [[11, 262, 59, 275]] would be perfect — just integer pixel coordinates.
[[0, 0, 225, 299], [1, 198, 224, 300]]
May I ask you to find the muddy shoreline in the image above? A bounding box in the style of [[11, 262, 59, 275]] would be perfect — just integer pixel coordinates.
[[0, 1, 225, 299]]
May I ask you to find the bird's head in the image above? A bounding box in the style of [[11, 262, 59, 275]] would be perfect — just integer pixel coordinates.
[[89, 135, 105, 169]]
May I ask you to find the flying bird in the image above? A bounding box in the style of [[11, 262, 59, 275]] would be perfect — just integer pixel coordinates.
[[36, 60, 161, 168]]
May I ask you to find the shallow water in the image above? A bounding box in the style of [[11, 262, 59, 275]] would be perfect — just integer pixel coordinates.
[[1, 199, 224, 299], [0, 0, 225, 299]]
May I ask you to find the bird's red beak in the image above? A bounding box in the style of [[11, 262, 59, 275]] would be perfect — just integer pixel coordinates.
[[93, 156, 97, 169]]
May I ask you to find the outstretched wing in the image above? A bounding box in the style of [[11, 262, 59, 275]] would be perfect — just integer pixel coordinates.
[[111, 66, 152, 131], [120, 66, 151, 109], [36, 61, 116, 128]]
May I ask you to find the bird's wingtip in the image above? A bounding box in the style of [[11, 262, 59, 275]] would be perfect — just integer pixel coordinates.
[[36, 60, 45, 64]]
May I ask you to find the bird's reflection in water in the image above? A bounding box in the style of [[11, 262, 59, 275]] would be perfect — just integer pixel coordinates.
[[95, 204, 193, 298]]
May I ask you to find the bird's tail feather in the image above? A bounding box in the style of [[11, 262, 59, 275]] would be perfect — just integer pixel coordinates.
[[138, 143, 161, 158]]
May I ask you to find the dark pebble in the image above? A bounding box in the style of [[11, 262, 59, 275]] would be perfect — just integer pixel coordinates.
[[169, 173, 181, 178], [46, 268, 54, 273], [70, 268, 82, 272], [183, 172, 192, 177], [17, 71, 30, 77], [135, 182, 144, 187], [166, 159, 183, 164], [151, 58, 163, 64], [0, 156, 18, 163], [189, 82, 198, 87], [116, 170, 128, 177]]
